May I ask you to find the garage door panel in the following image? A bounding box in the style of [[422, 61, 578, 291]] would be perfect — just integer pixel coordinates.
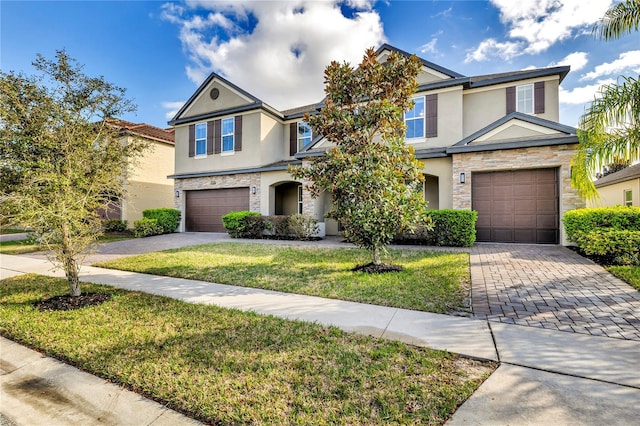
[[472, 168, 558, 244], [186, 188, 249, 232]]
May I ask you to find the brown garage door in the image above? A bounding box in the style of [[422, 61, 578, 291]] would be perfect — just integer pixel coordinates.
[[185, 188, 249, 232], [472, 168, 559, 244]]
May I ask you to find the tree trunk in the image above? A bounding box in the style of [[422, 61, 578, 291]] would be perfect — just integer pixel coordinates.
[[372, 246, 381, 265], [65, 256, 81, 297], [61, 225, 81, 297]]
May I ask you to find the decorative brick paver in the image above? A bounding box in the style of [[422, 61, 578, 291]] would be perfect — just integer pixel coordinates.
[[471, 244, 640, 341]]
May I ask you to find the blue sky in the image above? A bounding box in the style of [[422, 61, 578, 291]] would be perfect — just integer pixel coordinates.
[[2, 1, 639, 129]]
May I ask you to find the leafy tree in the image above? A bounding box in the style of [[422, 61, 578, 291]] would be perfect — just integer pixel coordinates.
[[596, 157, 631, 178], [571, 0, 640, 199], [0, 50, 149, 296], [291, 48, 429, 267]]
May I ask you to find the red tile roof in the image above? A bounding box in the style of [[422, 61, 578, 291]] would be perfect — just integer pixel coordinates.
[[107, 119, 175, 144]]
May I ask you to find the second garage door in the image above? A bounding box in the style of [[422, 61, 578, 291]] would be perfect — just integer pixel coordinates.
[[185, 188, 250, 232], [472, 168, 559, 244]]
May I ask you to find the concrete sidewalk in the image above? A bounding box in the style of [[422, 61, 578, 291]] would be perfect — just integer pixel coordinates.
[[2, 254, 639, 425]]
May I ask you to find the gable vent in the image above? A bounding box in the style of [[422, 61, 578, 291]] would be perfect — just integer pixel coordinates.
[[210, 88, 220, 100]]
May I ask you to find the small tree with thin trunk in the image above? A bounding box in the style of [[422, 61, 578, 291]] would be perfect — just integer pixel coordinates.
[[291, 47, 430, 268], [0, 50, 149, 296]]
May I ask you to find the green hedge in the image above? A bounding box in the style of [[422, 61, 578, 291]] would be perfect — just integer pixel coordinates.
[[133, 218, 162, 238], [222, 211, 262, 238], [573, 230, 640, 266], [142, 208, 181, 234], [394, 209, 477, 247], [564, 206, 640, 242], [104, 219, 127, 232], [564, 207, 640, 266]]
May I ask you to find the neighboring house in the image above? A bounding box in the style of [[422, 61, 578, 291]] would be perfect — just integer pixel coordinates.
[[168, 44, 585, 245], [591, 163, 640, 207], [101, 120, 176, 224]]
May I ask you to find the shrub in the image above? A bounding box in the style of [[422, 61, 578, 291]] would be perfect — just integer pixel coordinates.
[[288, 214, 319, 240], [573, 230, 640, 266], [222, 211, 261, 238], [104, 219, 128, 232], [264, 216, 290, 239], [564, 206, 640, 242], [133, 218, 162, 238], [243, 215, 267, 239], [142, 208, 181, 234], [395, 210, 477, 247]]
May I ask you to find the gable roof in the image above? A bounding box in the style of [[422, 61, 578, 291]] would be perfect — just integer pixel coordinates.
[[168, 71, 284, 126], [375, 43, 465, 79], [447, 112, 578, 154], [595, 163, 640, 188], [108, 119, 175, 144]]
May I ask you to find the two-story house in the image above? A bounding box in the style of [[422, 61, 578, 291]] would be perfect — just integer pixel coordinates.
[[101, 120, 176, 224], [168, 44, 585, 245]]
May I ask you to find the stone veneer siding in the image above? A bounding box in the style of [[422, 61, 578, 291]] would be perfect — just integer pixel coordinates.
[[174, 173, 261, 213], [451, 144, 585, 245]]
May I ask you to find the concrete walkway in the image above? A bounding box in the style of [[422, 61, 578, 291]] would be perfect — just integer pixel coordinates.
[[2, 243, 640, 425]]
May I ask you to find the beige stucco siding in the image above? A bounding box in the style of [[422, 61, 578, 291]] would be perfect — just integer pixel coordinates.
[[121, 136, 174, 224], [451, 144, 585, 245], [590, 179, 640, 207], [174, 112, 263, 175], [463, 76, 560, 138], [408, 86, 463, 149], [180, 81, 253, 119], [260, 113, 283, 165], [419, 157, 453, 209]]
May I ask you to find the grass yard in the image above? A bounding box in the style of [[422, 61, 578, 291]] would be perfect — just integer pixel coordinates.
[[0, 232, 134, 255], [608, 265, 640, 291], [0, 274, 495, 425], [97, 243, 471, 314], [0, 228, 26, 234]]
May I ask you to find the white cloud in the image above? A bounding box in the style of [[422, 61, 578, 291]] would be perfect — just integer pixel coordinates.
[[548, 51, 589, 71], [580, 50, 640, 80], [464, 38, 521, 63], [559, 78, 615, 105], [162, 0, 385, 110], [419, 38, 438, 55], [162, 101, 186, 120], [467, 0, 612, 62]]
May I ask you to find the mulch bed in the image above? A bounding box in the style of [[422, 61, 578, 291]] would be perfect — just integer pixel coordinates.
[[352, 262, 404, 274], [34, 293, 112, 311]]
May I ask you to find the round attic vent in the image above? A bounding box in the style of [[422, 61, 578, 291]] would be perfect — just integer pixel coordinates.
[[210, 88, 220, 100]]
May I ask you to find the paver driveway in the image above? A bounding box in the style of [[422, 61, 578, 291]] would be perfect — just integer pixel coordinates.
[[471, 244, 640, 341]]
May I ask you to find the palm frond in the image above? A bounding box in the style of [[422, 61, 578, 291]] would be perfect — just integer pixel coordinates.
[[593, 0, 640, 40]]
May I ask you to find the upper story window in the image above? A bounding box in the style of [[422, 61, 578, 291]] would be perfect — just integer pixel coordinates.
[[625, 189, 633, 207], [297, 121, 312, 151], [221, 118, 234, 153], [405, 96, 425, 139], [195, 123, 207, 156], [516, 84, 534, 114]]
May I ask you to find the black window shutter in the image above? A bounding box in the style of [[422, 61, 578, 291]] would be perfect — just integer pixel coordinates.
[[234, 115, 242, 151], [290, 123, 297, 156], [506, 86, 516, 114], [188, 124, 195, 157], [214, 119, 221, 154], [534, 81, 545, 114], [206, 121, 214, 155], [425, 94, 438, 138]]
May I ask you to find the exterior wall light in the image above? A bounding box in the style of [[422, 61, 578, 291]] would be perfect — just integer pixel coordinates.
[[252, 186, 257, 194], [459, 172, 466, 184], [175, 190, 180, 198]]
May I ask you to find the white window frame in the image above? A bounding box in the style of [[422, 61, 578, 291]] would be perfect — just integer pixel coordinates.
[[516, 84, 534, 114], [297, 121, 312, 152], [624, 189, 633, 207], [221, 117, 234, 153], [404, 96, 425, 140], [297, 185, 303, 214], [195, 123, 207, 157]]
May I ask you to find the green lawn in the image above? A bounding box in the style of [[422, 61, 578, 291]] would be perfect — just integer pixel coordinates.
[[0, 274, 495, 425], [0, 228, 26, 234], [608, 265, 640, 291], [97, 243, 471, 314], [0, 232, 134, 255]]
